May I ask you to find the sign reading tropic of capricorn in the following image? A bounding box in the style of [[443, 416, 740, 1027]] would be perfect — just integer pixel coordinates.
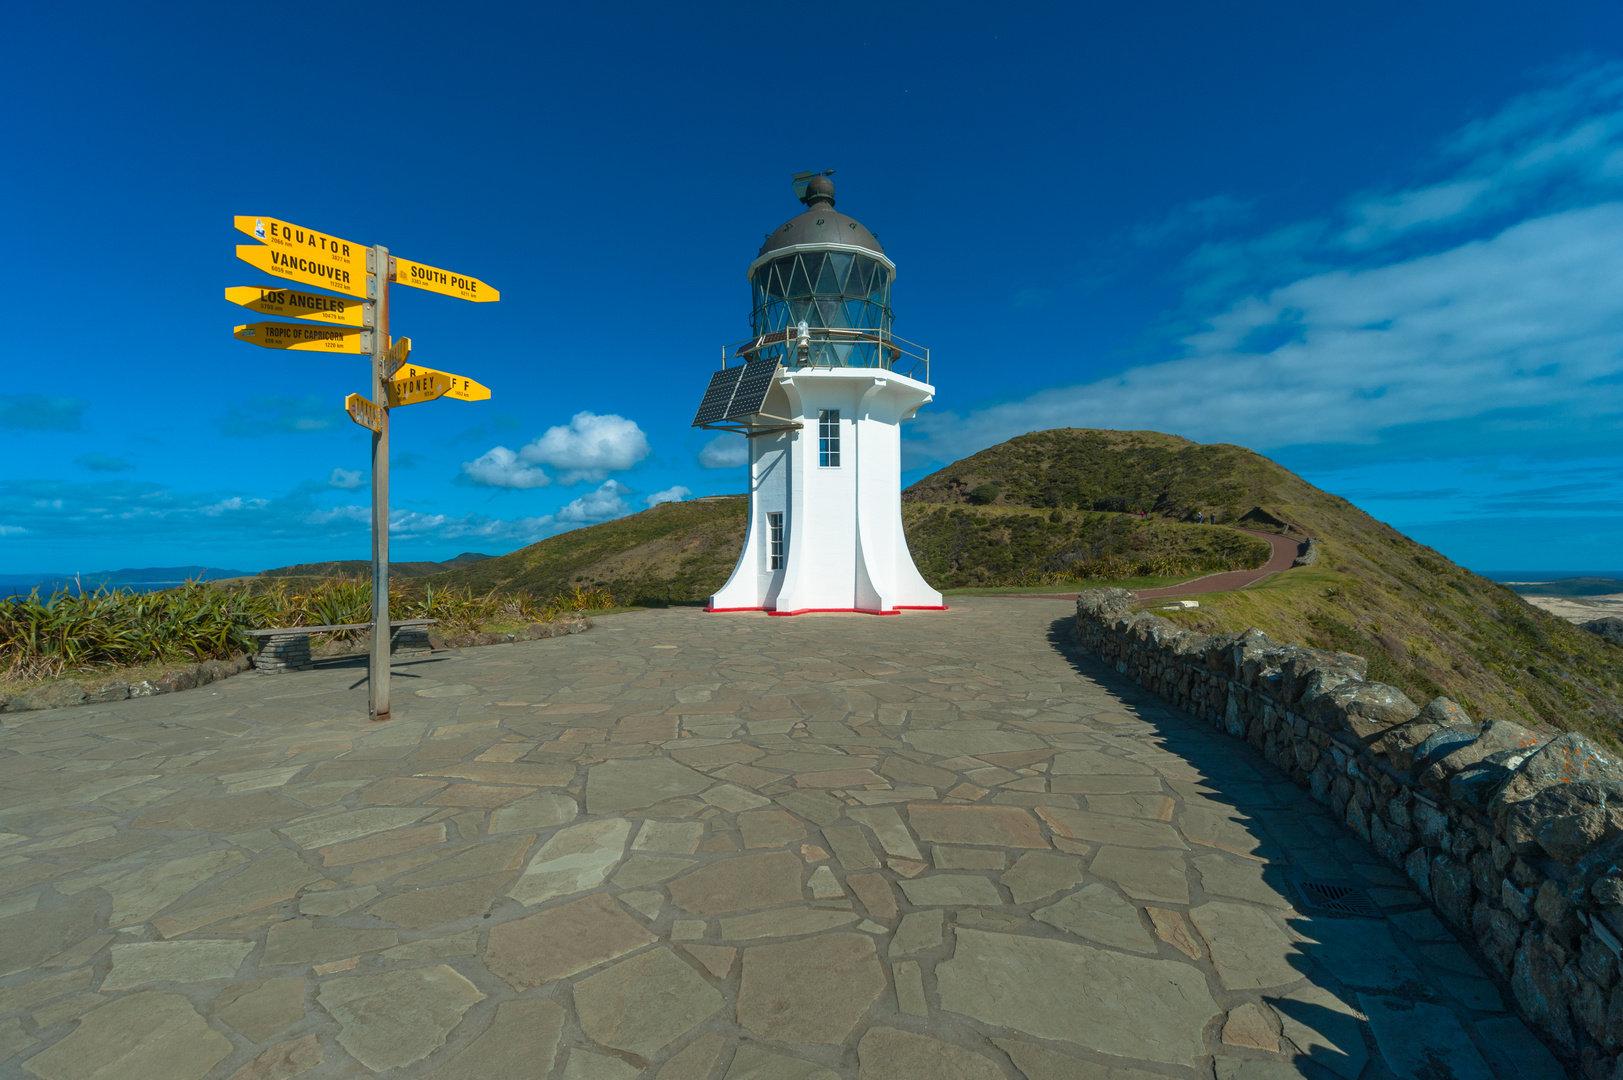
[[227, 214, 499, 723]]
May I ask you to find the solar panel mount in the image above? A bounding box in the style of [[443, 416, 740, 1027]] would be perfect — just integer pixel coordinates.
[[691, 357, 783, 429]]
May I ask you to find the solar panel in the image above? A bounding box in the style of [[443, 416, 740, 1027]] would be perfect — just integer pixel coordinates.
[[692, 366, 745, 426], [726, 357, 779, 419]]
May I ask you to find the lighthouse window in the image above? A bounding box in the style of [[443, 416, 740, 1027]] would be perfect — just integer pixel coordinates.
[[818, 410, 841, 467], [768, 512, 785, 570]]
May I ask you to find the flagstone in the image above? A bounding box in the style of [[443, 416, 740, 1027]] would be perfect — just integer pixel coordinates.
[[152, 848, 326, 937], [1035, 807, 1187, 849], [737, 933, 885, 1044], [575, 946, 724, 1057], [103, 939, 254, 989], [722, 906, 861, 939], [1050, 750, 1156, 775], [739, 809, 807, 848], [633, 820, 705, 853], [683, 944, 736, 978], [488, 791, 578, 833], [893, 909, 945, 954], [507, 817, 631, 905], [423, 998, 565, 1079], [298, 884, 378, 915], [281, 807, 432, 850], [857, 1027, 1001, 1080], [484, 892, 656, 990], [131, 790, 304, 834], [1089, 845, 1190, 904], [847, 806, 923, 860], [397, 833, 533, 885], [933, 846, 1006, 869], [1273, 985, 1368, 1080], [103, 848, 247, 928], [668, 851, 804, 914], [1050, 775, 1164, 795], [1033, 883, 1157, 953], [724, 1045, 841, 1080], [416, 763, 574, 786], [262, 919, 399, 966], [561, 1050, 640, 1080], [618, 889, 663, 920], [847, 873, 900, 919], [702, 784, 771, 812], [318, 823, 448, 866], [1148, 906, 1203, 959], [822, 825, 881, 871], [586, 758, 712, 813], [907, 804, 1047, 848], [938, 928, 1217, 1066], [20, 990, 232, 1080], [0, 1019, 34, 1068], [223, 1033, 322, 1080], [1188, 902, 1302, 989], [899, 874, 1004, 907], [1001, 851, 1084, 903], [612, 854, 698, 889], [318, 964, 484, 1072], [903, 730, 1047, 758], [1193, 853, 1294, 908], [215, 979, 307, 1043], [425, 783, 526, 808], [0, 967, 94, 1015], [368, 871, 512, 928]]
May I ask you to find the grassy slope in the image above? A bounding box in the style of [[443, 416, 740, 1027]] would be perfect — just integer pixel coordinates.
[[422, 498, 750, 606], [911, 428, 1621, 740]]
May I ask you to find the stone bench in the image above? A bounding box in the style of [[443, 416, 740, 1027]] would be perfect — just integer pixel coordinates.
[[246, 620, 438, 673]]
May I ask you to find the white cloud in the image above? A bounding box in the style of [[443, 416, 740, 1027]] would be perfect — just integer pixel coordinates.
[[645, 486, 691, 508], [915, 67, 1623, 468], [307, 505, 370, 526], [699, 434, 748, 468], [328, 468, 365, 490], [557, 479, 634, 523], [913, 201, 1623, 464], [200, 497, 269, 516], [518, 412, 650, 484], [0, 525, 26, 536], [460, 446, 553, 489], [388, 510, 559, 543]]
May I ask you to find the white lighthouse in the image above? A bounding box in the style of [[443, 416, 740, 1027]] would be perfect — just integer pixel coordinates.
[[695, 172, 944, 616]]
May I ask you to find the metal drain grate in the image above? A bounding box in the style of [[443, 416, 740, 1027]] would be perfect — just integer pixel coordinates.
[[1295, 880, 1382, 918]]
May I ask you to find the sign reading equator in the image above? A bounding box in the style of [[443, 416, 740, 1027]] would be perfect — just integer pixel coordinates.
[[234, 216, 365, 274], [394, 256, 499, 302], [225, 286, 371, 327]]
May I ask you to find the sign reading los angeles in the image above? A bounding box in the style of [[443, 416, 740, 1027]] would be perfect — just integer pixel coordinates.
[[225, 286, 371, 326], [394, 257, 499, 302], [234, 322, 372, 353]]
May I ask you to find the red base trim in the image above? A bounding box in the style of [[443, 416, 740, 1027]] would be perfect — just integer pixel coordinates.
[[703, 604, 949, 616]]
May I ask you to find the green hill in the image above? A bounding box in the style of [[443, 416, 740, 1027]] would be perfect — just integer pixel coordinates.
[[907, 428, 1621, 739]]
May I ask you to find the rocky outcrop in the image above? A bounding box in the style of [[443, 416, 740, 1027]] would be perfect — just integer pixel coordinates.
[[1291, 538, 1319, 567], [1072, 587, 1622, 1073], [1582, 618, 1623, 647]]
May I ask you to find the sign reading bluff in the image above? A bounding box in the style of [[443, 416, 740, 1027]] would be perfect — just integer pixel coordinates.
[[386, 364, 491, 407], [394, 257, 499, 302]]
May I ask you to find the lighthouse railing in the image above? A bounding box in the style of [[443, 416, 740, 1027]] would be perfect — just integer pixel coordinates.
[[719, 327, 929, 384]]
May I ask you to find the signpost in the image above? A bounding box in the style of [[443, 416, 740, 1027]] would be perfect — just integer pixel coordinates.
[[231, 214, 497, 722], [234, 322, 373, 353], [225, 286, 372, 327]]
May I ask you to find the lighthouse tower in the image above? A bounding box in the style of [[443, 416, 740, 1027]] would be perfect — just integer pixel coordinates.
[[695, 173, 944, 616]]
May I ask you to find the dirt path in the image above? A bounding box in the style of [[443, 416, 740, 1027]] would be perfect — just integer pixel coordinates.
[[1135, 529, 1303, 600]]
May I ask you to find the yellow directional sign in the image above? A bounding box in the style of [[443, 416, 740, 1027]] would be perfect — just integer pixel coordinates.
[[238, 243, 370, 299], [345, 393, 382, 433], [234, 322, 372, 354], [385, 336, 412, 377], [394, 256, 499, 302], [235, 216, 365, 276], [386, 364, 491, 407], [225, 286, 370, 327]]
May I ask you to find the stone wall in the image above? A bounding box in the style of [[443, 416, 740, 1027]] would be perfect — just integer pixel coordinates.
[[1073, 586, 1623, 1078]]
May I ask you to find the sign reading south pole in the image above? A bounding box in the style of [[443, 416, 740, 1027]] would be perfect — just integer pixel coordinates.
[[225, 286, 372, 327], [394, 256, 500, 302], [235, 322, 373, 354]]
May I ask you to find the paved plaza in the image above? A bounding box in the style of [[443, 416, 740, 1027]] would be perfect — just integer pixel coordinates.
[[0, 599, 1564, 1079]]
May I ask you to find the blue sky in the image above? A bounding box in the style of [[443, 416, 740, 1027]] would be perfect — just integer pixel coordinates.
[[3, 1, 1621, 574]]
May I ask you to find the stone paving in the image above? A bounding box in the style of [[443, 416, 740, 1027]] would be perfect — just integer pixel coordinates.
[[0, 598, 1568, 1080]]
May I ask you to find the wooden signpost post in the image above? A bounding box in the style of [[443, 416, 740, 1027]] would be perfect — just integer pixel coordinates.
[[229, 216, 497, 722]]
